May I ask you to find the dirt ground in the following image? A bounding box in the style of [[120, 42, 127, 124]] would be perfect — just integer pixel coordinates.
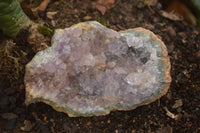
[[0, 0, 200, 132]]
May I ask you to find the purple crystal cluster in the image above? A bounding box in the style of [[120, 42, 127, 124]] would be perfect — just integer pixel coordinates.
[[25, 21, 171, 117]]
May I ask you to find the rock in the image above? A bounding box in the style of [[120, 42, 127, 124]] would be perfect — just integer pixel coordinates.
[[156, 125, 173, 133], [37, 122, 50, 133], [46, 12, 57, 20], [0, 93, 9, 109], [1, 113, 18, 120], [0, 84, 4, 93], [25, 21, 171, 117], [159, 10, 183, 21], [9, 96, 17, 105], [21, 120, 33, 132], [32, 112, 50, 133], [166, 26, 176, 38], [13, 107, 26, 115], [63, 122, 70, 130], [0, 84, 9, 109], [3, 119, 17, 130], [4, 87, 16, 95], [144, 0, 158, 6], [19, 115, 26, 122], [69, 126, 78, 133], [165, 1, 196, 25], [172, 99, 183, 109], [83, 16, 92, 20]]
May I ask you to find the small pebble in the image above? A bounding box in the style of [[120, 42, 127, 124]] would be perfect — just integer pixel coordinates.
[[167, 43, 175, 54], [167, 26, 176, 37], [83, 16, 92, 20], [46, 12, 57, 20]]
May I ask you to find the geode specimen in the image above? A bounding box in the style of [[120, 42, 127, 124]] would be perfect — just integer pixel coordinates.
[[25, 21, 171, 117]]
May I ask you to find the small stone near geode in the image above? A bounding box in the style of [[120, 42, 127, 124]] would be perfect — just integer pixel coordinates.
[[25, 21, 171, 117]]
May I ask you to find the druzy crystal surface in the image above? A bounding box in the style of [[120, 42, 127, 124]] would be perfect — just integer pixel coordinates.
[[25, 21, 171, 117]]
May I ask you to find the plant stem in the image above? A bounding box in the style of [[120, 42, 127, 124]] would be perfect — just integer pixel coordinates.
[[0, 0, 31, 37]]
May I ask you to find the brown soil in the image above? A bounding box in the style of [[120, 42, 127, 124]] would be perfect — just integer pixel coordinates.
[[0, 0, 199, 132]]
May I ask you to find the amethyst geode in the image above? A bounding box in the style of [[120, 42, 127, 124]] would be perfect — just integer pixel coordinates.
[[25, 21, 171, 117]]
